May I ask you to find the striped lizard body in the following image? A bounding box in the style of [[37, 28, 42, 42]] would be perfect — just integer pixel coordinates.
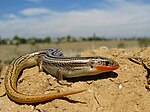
[[5, 48, 119, 104]]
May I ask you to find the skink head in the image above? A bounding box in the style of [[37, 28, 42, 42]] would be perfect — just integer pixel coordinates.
[[90, 57, 119, 72]]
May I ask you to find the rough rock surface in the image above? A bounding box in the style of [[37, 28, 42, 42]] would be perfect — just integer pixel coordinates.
[[0, 47, 150, 112]]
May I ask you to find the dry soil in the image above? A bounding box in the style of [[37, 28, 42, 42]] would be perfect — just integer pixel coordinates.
[[0, 47, 150, 112]]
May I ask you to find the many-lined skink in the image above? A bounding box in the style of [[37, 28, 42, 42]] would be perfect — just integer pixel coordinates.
[[5, 48, 119, 103]]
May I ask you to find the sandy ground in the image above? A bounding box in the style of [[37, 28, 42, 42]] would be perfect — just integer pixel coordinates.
[[0, 47, 150, 112]]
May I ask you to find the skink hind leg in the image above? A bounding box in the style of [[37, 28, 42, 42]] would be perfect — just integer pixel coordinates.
[[56, 69, 72, 86]]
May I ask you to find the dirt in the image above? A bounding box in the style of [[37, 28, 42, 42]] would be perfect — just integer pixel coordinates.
[[0, 47, 150, 112]]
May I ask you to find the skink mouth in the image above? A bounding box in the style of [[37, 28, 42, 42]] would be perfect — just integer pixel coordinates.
[[95, 65, 119, 71]]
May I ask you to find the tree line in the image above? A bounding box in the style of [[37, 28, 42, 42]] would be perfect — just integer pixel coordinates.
[[0, 35, 150, 47], [0, 35, 107, 45], [0, 35, 51, 45]]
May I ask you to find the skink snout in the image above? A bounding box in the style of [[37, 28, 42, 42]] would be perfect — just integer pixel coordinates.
[[90, 57, 119, 71]]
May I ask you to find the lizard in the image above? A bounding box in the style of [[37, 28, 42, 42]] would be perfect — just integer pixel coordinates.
[[5, 48, 119, 104]]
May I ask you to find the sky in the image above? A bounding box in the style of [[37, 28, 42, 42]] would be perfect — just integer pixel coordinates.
[[0, 0, 150, 38]]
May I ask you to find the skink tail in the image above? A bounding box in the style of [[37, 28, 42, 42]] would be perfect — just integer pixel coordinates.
[[10, 89, 87, 104]]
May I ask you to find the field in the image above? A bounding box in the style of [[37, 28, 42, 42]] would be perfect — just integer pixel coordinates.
[[0, 40, 139, 63]]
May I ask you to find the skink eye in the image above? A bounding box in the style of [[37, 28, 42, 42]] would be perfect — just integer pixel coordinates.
[[105, 60, 119, 66], [105, 61, 110, 66]]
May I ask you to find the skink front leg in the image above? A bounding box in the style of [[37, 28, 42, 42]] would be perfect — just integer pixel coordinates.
[[56, 69, 72, 86], [37, 55, 44, 72]]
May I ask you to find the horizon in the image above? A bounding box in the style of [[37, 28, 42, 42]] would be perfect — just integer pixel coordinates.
[[1, 34, 150, 40], [0, 0, 150, 38]]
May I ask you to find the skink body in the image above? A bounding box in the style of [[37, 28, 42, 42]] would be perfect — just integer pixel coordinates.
[[5, 48, 119, 104]]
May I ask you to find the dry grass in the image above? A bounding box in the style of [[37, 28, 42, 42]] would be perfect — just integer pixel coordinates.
[[0, 40, 139, 63]]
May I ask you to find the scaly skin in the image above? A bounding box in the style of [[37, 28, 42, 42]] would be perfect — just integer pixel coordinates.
[[5, 49, 119, 104]]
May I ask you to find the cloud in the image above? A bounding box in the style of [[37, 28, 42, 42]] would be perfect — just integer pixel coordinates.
[[3, 14, 18, 19], [0, 1, 150, 38], [20, 8, 51, 16]]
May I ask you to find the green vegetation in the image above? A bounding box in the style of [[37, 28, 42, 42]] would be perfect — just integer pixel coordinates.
[[0, 34, 109, 45], [138, 38, 150, 47], [0, 35, 52, 45], [117, 42, 125, 48], [1, 34, 150, 46], [0, 34, 149, 64]]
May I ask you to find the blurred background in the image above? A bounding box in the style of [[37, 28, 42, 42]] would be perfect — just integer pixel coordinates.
[[0, 0, 150, 63]]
